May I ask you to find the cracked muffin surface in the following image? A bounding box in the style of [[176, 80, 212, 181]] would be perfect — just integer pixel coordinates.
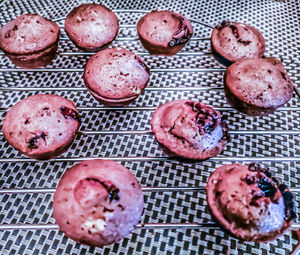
[[224, 57, 294, 115], [2, 94, 80, 160], [84, 48, 150, 106], [151, 99, 229, 160], [206, 163, 296, 242], [211, 21, 265, 66], [53, 159, 144, 247]]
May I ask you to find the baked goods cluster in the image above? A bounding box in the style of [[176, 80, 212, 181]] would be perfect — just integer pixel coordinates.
[[0, 2, 297, 250]]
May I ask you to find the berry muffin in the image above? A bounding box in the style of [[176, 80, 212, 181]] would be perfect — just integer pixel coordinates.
[[2, 94, 80, 160], [53, 159, 144, 247], [137, 10, 193, 55], [0, 14, 60, 68], [206, 163, 296, 242], [151, 100, 229, 160], [211, 21, 266, 66], [224, 57, 294, 115], [84, 48, 150, 106], [65, 4, 119, 51]]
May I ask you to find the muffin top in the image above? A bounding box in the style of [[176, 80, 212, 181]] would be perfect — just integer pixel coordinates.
[[151, 99, 229, 160], [137, 10, 193, 48], [211, 21, 265, 63], [65, 4, 119, 50], [2, 94, 80, 159], [84, 48, 150, 102], [207, 163, 296, 242], [224, 57, 294, 109], [53, 159, 144, 247], [0, 14, 59, 54]]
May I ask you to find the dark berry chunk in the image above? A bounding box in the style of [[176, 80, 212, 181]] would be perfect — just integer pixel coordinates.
[[278, 184, 288, 193], [191, 102, 221, 134], [283, 191, 293, 201], [229, 24, 239, 39], [103, 207, 114, 212], [60, 106, 80, 122], [168, 17, 192, 47], [107, 185, 120, 202], [243, 175, 256, 185], [118, 204, 125, 211], [216, 20, 230, 30], [258, 177, 277, 198], [28, 137, 38, 149], [85, 177, 120, 203], [237, 39, 251, 46], [27, 131, 47, 149]]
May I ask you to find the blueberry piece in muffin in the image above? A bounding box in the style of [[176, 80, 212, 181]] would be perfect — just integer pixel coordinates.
[[137, 10, 193, 55], [151, 99, 229, 160], [206, 163, 296, 242], [211, 21, 265, 66], [2, 94, 80, 160]]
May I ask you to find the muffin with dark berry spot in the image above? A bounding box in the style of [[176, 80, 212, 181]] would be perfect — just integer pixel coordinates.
[[53, 159, 144, 247], [84, 48, 150, 106], [211, 21, 265, 66], [0, 14, 60, 68], [207, 163, 296, 242], [65, 3, 119, 51], [2, 94, 80, 160], [151, 99, 229, 160], [137, 10, 193, 55], [224, 57, 294, 115]]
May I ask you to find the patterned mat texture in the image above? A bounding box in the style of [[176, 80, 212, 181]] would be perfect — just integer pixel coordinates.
[[0, 0, 299, 254]]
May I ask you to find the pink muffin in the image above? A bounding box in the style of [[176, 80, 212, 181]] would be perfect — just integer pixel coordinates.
[[137, 10, 193, 55], [151, 100, 229, 160], [0, 14, 60, 68], [2, 94, 80, 160], [207, 163, 296, 242], [65, 4, 119, 51], [53, 159, 144, 247], [84, 48, 150, 106], [224, 57, 294, 115], [211, 21, 266, 66]]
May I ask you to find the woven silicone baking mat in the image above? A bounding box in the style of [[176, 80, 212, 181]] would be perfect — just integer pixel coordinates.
[[0, 0, 299, 254]]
